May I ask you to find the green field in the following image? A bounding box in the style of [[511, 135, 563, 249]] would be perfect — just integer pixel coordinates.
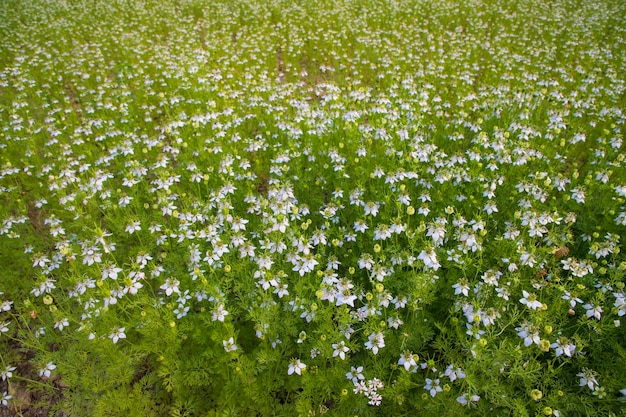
[[1, 0, 626, 415]]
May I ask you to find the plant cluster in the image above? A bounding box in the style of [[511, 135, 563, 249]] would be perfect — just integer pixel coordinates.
[[0, 0, 625, 415]]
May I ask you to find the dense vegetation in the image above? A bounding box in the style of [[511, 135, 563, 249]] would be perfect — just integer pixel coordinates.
[[1, 0, 625, 415]]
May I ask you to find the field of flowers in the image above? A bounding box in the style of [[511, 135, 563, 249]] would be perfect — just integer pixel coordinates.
[[1, 0, 625, 415]]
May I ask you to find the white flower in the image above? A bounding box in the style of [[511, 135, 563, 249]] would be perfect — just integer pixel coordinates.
[[273, 282, 289, 298], [1, 366, 15, 381], [520, 291, 542, 310], [519, 252, 536, 267], [127, 280, 143, 295], [0, 300, 12, 312], [516, 323, 540, 347], [577, 369, 598, 391], [363, 201, 380, 216], [562, 290, 583, 308], [125, 220, 141, 234], [550, 338, 576, 357], [583, 303, 603, 320], [109, 327, 126, 344], [54, 318, 70, 331], [614, 291, 626, 316], [457, 393, 480, 406], [212, 303, 229, 322], [424, 378, 442, 397], [1, 391, 12, 406], [335, 289, 357, 307], [346, 366, 364, 384], [39, 362, 56, 378], [368, 392, 382, 406], [118, 195, 132, 207], [353, 220, 368, 233], [444, 364, 466, 381], [452, 279, 470, 296], [0, 321, 9, 334], [358, 254, 374, 270], [223, 337, 237, 352], [332, 341, 349, 360], [102, 265, 123, 280], [160, 278, 180, 296], [82, 247, 102, 265], [418, 247, 440, 271], [398, 351, 417, 371], [484, 201, 498, 214], [364, 332, 385, 355], [288, 358, 306, 375], [571, 187, 586, 203]]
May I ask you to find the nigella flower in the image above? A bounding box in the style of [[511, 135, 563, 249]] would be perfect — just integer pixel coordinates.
[[346, 366, 364, 384], [273, 281, 289, 298], [570, 187, 586, 203], [516, 322, 540, 347], [418, 205, 430, 216], [126, 279, 143, 295], [550, 337, 576, 357], [577, 368, 598, 390], [340, 325, 354, 340], [0, 365, 15, 381], [364, 332, 385, 354], [39, 362, 56, 378], [520, 291, 542, 310], [109, 327, 126, 344], [125, 220, 141, 234], [81, 246, 102, 266], [0, 300, 13, 312], [54, 318, 70, 331], [373, 224, 392, 241], [332, 341, 349, 360], [424, 378, 442, 397], [335, 288, 357, 307], [353, 220, 368, 233], [519, 252, 537, 267], [418, 247, 440, 271], [444, 364, 466, 381], [223, 337, 237, 352], [481, 269, 502, 286], [101, 265, 123, 280], [457, 393, 480, 406], [358, 254, 374, 270], [426, 217, 447, 246], [398, 351, 417, 371], [212, 303, 229, 322], [484, 201, 498, 214], [0, 321, 10, 334], [583, 303, 603, 320], [465, 323, 485, 340], [561, 257, 593, 277], [363, 201, 380, 216], [160, 277, 180, 296], [387, 314, 403, 329], [32, 254, 50, 268], [288, 358, 306, 375], [392, 296, 407, 309], [562, 290, 583, 308], [452, 279, 470, 296], [613, 291, 626, 316], [1, 391, 12, 406]]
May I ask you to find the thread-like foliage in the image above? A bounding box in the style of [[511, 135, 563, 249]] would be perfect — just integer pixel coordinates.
[[0, 0, 625, 416]]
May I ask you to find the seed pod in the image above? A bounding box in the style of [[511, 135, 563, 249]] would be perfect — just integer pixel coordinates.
[[554, 246, 570, 259]]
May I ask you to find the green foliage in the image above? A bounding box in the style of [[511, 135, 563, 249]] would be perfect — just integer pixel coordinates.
[[1, 0, 626, 416]]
